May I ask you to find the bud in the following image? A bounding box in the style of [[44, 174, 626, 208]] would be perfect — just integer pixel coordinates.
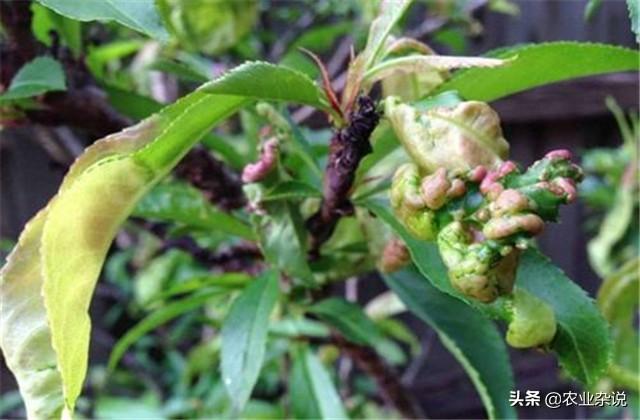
[[379, 237, 410, 273], [505, 288, 557, 348], [385, 98, 509, 173], [242, 138, 279, 183]]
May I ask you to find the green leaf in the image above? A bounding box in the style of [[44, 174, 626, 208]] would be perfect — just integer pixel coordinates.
[[364, 54, 506, 85], [95, 393, 163, 419], [584, 0, 602, 21], [133, 181, 254, 240], [342, 0, 412, 108], [262, 180, 321, 202], [309, 297, 404, 364], [434, 42, 640, 101], [384, 267, 516, 420], [200, 61, 328, 110], [35, 0, 169, 41], [0, 56, 66, 100], [108, 289, 222, 371], [269, 318, 330, 338], [597, 259, 639, 390], [1, 61, 329, 416], [516, 249, 612, 387], [103, 84, 163, 120], [628, 0, 640, 41], [289, 346, 347, 419], [252, 201, 315, 286], [32, 3, 82, 57], [152, 273, 251, 302], [157, 0, 258, 55], [221, 270, 279, 412]]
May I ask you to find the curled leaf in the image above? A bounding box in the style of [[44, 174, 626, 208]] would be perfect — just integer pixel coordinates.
[[385, 98, 509, 173]]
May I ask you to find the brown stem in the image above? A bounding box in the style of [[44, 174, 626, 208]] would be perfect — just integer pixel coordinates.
[[306, 95, 380, 256], [175, 145, 246, 211], [333, 334, 425, 419], [141, 220, 263, 274]]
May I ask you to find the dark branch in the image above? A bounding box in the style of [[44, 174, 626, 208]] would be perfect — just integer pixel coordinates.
[[142, 221, 263, 274], [0, 0, 130, 138], [306, 95, 380, 256], [333, 334, 424, 419], [175, 146, 246, 211]]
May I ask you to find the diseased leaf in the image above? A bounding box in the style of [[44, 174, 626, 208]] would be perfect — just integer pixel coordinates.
[[0, 212, 63, 419], [434, 42, 640, 101], [366, 199, 612, 386], [35, 0, 169, 41], [107, 289, 222, 371], [289, 346, 347, 419], [0, 56, 66, 100], [200, 61, 328, 110], [384, 267, 516, 420], [133, 181, 254, 240], [221, 271, 279, 412], [516, 249, 612, 387]]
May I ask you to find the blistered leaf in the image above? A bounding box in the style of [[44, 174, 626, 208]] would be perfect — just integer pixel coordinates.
[[365, 199, 613, 386], [35, 0, 169, 41], [384, 268, 516, 419], [221, 271, 279, 412], [384, 98, 509, 173], [0, 56, 66, 100], [434, 42, 639, 101], [289, 346, 347, 419]]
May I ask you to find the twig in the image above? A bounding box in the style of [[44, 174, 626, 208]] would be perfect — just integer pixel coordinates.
[[306, 95, 380, 256], [174, 146, 246, 211], [333, 334, 425, 419], [141, 221, 263, 274]]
